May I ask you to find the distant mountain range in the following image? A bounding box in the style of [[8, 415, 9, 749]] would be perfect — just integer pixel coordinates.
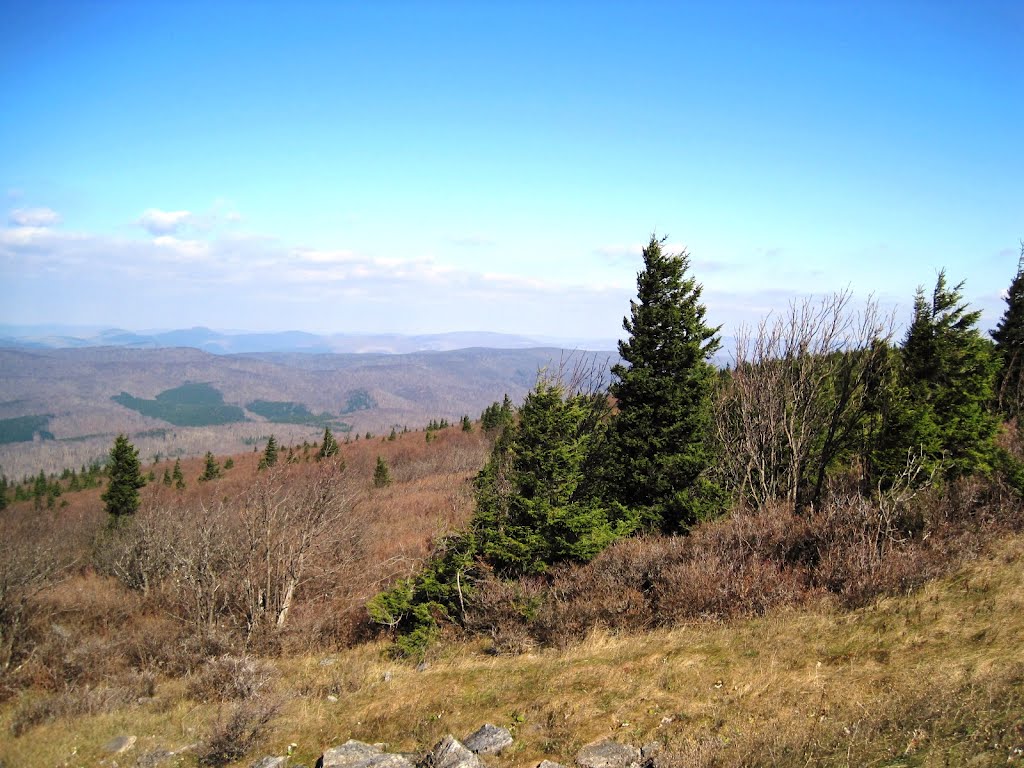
[[0, 325, 618, 355]]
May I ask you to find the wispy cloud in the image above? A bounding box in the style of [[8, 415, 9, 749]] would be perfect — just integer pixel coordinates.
[[138, 208, 192, 235], [8, 207, 61, 227]]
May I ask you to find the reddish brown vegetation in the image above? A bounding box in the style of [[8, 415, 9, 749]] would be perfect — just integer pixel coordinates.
[[466, 476, 1024, 650], [0, 427, 488, 710]]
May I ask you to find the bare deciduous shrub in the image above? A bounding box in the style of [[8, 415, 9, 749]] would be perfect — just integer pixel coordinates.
[[715, 291, 893, 511], [0, 509, 79, 679], [196, 698, 280, 767], [187, 655, 272, 702], [238, 460, 365, 637]]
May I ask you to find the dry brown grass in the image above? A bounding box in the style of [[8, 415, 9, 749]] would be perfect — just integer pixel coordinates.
[[2, 430, 1023, 767], [2, 534, 1020, 767]]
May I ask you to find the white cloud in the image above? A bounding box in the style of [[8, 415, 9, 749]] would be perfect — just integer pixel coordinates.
[[8, 207, 61, 227], [153, 235, 210, 260], [138, 208, 192, 235]]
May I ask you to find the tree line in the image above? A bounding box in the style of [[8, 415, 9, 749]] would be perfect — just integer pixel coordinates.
[[368, 236, 1024, 656]]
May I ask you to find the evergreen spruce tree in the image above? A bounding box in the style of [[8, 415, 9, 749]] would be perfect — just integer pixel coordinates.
[[199, 452, 221, 482], [101, 434, 145, 523], [461, 415, 472, 432], [605, 235, 725, 532], [172, 459, 185, 490], [373, 456, 392, 487], [259, 435, 279, 469], [162, 467, 172, 486], [991, 242, 1024, 418], [473, 378, 635, 576], [318, 427, 339, 459], [0, 476, 7, 510], [874, 271, 998, 482]]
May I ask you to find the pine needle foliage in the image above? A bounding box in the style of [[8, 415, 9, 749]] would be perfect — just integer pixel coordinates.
[[258, 435, 279, 470], [605, 234, 725, 532], [992, 242, 1024, 419], [318, 427, 339, 460], [101, 434, 145, 523], [873, 271, 998, 483]]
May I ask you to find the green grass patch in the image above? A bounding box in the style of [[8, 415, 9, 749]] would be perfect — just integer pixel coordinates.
[[112, 383, 246, 427]]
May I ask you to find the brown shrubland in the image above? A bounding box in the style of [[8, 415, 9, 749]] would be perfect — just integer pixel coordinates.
[[1, 421, 1023, 766]]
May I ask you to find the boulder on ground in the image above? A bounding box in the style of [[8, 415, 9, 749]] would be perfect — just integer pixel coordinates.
[[103, 735, 136, 754], [421, 735, 482, 768], [251, 758, 287, 768], [320, 740, 415, 768], [464, 724, 513, 755], [575, 741, 641, 768]]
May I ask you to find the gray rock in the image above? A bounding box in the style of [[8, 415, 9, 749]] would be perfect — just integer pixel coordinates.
[[135, 751, 175, 768], [575, 741, 641, 768], [640, 743, 661, 760], [464, 724, 513, 755], [421, 736, 482, 768], [537, 761, 565, 768], [320, 742, 414, 768], [103, 735, 137, 754], [251, 758, 287, 768], [321, 741, 381, 768]]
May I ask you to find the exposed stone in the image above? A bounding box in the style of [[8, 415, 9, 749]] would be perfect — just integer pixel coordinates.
[[251, 758, 287, 768], [463, 724, 513, 755], [575, 741, 641, 768], [320, 741, 414, 768], [135, 751, 174, 768], [640, 743, 661, 760], [103, 735, 137, 754], [320, 740, 381, 768], [537, 761, 565, 768], [421, 735, 482, 768]]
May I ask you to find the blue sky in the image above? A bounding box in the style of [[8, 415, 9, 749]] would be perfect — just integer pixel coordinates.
[[2, 1, 1022, 344]]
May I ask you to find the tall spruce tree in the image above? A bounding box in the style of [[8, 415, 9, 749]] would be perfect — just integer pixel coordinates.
[[259, 435, 279, 469], [102, 434, 145, 522], [172, 458, 185, 490], [318, 427, 339, 459], [874, 271, 998, 482], [199, 451, 221, 482], [991, 241, 1024, 418], [605, 235, 725, 532]]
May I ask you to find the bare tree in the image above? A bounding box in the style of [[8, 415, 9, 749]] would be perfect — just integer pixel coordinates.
[[715, 290, 893, 511], [238, 460, 365, 636]]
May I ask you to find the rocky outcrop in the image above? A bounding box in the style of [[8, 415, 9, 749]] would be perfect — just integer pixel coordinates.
[[463, 724, 513, 755], [319, 740, 415, 768], [575, 741, 642, 768], [314, 728, 656, 768], [421, 735, 482, 768]]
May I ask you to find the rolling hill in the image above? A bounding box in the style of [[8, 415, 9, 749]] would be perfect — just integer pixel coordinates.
[[0, 345, 615, 478]]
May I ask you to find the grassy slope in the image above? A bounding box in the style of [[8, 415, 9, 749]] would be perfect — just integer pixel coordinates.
[[2, 534, 1021, 768]]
